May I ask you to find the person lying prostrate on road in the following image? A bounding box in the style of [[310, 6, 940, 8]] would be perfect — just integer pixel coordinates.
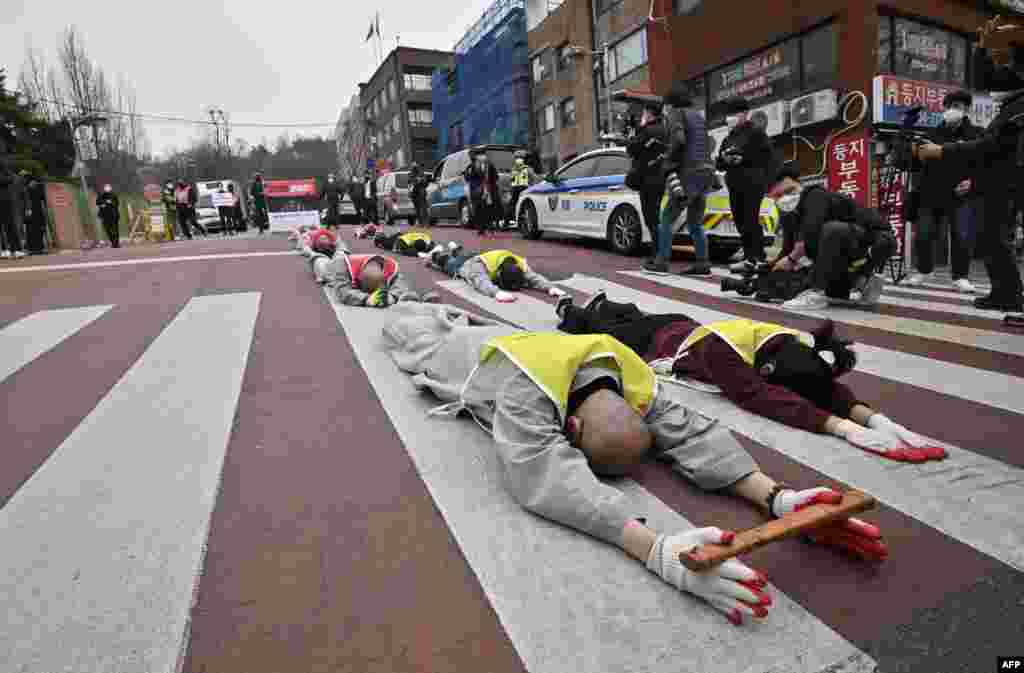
[[374, 229, 433, 256], [422, 244, 565, 303], [554, 294, 946, 463], [319, 248, 438, 307], [289, 224, 320, 249], [354, 222, 379, 239], [382, 306, 888, 625], [299, 229, 350, 284]]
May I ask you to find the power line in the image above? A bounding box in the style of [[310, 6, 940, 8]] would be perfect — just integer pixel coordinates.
[[22, 94, 338, 128]]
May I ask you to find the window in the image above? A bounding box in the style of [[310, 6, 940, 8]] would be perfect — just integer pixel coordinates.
[[561, 98, 577, 127], [388, 78, 397, 102], [802, 23, 837, 92], [595, 0, 621, 16], [404, 73, 433, 91], [409, 107, 433, 126], [395, 148, 405, 168], [557, 157, 597, 179], [392, 115, 401, 133], [532, 52, 552, 83], [592, 153, 631, 177], [607, 29, 647, 82], [538, 103, 555, 133], [878, 16, 968, 85], [557, 45, 576, 76]]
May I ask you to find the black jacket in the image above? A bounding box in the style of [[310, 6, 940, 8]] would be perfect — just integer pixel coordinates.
[[780, 186, 887, 258], [96, 191, 120, 222], [716, 121, 778, 191], [320, 181, 344, 204], [944, 84, 1024, 198], [917, 118, 982, 206], [625, 122, 667, 191]]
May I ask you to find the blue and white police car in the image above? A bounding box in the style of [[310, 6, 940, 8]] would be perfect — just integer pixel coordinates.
[[515, 147, 779, 258]]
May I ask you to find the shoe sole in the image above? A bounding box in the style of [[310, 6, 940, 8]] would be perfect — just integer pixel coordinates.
[[642, 268, 671, 275]]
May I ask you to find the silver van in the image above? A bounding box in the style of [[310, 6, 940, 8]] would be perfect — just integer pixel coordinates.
[[376, 171, 415, 225]]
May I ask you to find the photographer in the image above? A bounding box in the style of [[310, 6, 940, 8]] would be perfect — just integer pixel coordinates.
[[915, 17, 1024, 313], [906, 91, 982, 292], [767, 163, 896, 310], [716, 96, 779, 271], [623, 98, 668, 274]]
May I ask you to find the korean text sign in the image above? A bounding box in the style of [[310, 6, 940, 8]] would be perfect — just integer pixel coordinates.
[[827, 131, 870, 208]]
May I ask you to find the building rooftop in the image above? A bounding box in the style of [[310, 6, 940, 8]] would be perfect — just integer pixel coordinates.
[[454, 0, 525, 54]]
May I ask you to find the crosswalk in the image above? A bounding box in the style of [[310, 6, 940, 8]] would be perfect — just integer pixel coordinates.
[[1, 239, 1022, 673]]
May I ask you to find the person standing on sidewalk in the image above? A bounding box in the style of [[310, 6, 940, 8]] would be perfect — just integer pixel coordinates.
[[650, 83, 716, 276], [626, 100, 668, 273], [96, 183, 121, 248], [175, 179, 197, 239], [716, 96, 779, 272], [250, 172, 268, 234], [509, 150, 537, 229], [0, 158, 27, 258], [905, 90, 982, 293], [464, 148, 501, 237], [24, 170, 49, 254]]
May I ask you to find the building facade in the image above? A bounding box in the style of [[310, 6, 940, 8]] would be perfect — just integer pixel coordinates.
[[335, 94, 366, 180], [359, 46, 452, 175], [646, 0, 999, 263], [526, 0, 653, 172], [431, 0, 532, 160]]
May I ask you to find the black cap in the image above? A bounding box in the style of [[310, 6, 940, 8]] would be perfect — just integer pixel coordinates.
[[721, 96, 751, 114], [942, 90, 972, 108]]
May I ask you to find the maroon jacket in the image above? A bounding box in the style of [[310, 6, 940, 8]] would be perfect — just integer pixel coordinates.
[[647, 319, 861, 434]]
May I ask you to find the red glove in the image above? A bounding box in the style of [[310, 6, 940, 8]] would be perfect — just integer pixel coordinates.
[[773, 487, 888, 562]]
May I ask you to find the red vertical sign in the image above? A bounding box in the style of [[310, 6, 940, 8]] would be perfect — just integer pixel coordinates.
[[827, 130, 870, 207]]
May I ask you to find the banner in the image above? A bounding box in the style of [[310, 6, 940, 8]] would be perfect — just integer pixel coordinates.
[[709, 40, 800, 107], [827, 130, 870, 207], [871, 166, 909, 258], [872, 75, 998, 129], [211, 192, 235, 208], [268, 210, 320, 232]]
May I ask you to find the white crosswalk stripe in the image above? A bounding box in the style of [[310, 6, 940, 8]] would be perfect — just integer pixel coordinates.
[[0, 305, 113, 383]]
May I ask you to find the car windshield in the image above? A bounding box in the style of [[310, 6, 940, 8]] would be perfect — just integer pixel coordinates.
[[485, 150, 516, 173]]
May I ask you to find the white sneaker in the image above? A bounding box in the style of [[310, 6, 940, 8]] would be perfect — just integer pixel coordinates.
[[1, 250, 10, 258], [783, 289, 828, 310], [13, 251, 27, 259], [903, 272, 932, 286], [952, 278, 977, 294]]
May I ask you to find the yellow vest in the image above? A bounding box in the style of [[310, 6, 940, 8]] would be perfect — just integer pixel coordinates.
[[511, 164, 530, 187], [478, 250, 528, 278], [677, 319, 811, 366], [398, 231, 432, 246], [479, 332, 657, 424]]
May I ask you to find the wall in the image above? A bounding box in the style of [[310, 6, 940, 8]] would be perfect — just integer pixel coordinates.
[[529, 0, 598, 164], [595, 0, 652, 135]]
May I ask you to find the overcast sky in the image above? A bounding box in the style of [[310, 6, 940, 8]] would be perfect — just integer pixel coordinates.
[[2, 0, 496, 157]]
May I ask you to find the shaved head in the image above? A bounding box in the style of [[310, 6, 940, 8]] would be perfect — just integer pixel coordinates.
[[569, 388, 652, 476]]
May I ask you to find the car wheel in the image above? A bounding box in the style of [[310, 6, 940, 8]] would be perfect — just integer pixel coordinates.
[[459, 200, 471, 228], [607, 204, 643, 256], [518, 200, 542, 240]]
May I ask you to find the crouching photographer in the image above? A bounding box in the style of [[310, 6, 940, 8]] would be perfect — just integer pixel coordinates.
[[766, 163, 896, 310]]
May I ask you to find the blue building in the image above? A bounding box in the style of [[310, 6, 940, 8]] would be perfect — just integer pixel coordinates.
[[431, 0, 531, 160]]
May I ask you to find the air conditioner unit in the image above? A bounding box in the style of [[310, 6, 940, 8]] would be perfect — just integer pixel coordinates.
[[790, 89, 839, 129], [749, 100, 789, 137]]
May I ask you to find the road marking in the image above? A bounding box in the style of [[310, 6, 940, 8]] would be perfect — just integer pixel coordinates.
[[541, 275, 1024, 573], [0, 305, 113, 383], [624, 271, 1024, 359], [0, 292, 260, 673], [0, 251, 294, 274], [327, 295, 875, 673], [436, 279, 553, 328]]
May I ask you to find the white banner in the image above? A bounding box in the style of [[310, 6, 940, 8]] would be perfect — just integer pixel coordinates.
[[211, 192, 236, 208], [268, 210, 320, 232]]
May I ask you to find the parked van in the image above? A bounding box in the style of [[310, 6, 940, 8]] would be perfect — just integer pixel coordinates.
[[376, 171, 416, 224], [426, 144, 525, 227]]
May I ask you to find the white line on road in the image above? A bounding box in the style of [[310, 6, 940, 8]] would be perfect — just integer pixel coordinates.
[[0, 292, 260, 673], [329, 296, 875, 673], [0, 305, 113, 384], [0, 251, 294, 274]]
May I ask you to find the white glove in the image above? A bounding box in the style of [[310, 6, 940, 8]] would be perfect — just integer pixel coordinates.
[[770, 487, 842, 518], [548, 287, 566, 298], [844, 426, 902, 454], [495, 291, 517, 303], [645, 527, 770, 626], [867, 414, 947, 460]]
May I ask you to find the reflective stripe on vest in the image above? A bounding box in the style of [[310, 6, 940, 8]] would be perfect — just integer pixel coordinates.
[[677, 319, 811, 366], [478, 332, 657, 425], [344, 254, 400, 287], [511, 166, 529, 187], [477, 250, 528, 278]]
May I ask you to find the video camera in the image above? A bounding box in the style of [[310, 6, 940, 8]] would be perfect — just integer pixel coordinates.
[[887, 106, 932, 171], [720, 262, 810, 302]]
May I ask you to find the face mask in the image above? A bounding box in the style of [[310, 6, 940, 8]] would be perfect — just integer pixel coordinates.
[[104, 186, 112, 193], [942, 108, 965, 125], [776, 191, 801, 213]]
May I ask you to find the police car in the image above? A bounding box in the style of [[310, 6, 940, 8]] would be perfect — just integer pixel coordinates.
[[514, 147, 779, 258]]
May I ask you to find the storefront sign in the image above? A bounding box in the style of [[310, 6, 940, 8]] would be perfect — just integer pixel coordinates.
[[871, 166, 909, 258], [895, 22, 950, 79], [827, 131, 870, 207], [709, 40, 800, 107], [873, 75, 998, 128]]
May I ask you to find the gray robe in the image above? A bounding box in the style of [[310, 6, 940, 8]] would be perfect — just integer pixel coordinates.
[[381, 303, 757, 549]]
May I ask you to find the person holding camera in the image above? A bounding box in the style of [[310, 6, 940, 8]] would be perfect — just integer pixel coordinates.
[[905, 91, 982, 293], [915, 16, 1024, 313], [716, 96, 779, 272], [766, 164, 896, 310], [624, 99, 668, 273]]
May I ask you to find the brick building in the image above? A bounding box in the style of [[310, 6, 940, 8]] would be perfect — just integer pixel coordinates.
[[359, 46, 452, 175], [646, 0, 1001, 262], [526, 0, 653, 171]]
